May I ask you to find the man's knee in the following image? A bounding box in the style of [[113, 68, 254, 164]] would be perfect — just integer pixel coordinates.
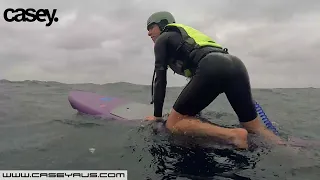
[[166, 108, 189, 129]]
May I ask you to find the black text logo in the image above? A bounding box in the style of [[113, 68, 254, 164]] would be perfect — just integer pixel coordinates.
[[3, 8, 59, 27]]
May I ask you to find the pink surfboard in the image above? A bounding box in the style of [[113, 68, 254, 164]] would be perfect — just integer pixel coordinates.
[[68, 91, 319, 148], [68, 91, 154, 120]]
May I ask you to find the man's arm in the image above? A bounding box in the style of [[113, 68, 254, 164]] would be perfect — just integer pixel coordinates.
[[153, 33, 170, 118]]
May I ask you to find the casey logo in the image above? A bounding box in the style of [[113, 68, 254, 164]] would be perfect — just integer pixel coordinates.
[[3, 8, 59, 27]]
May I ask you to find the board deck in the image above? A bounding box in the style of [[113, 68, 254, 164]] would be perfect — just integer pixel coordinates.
[[68, 90, 155, 120]]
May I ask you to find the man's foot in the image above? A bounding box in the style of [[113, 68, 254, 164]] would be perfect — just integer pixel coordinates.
[[230, 128, 249, 149]]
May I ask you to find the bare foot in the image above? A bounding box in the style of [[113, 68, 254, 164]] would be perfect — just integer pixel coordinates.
[[230, 128, 248, 149]]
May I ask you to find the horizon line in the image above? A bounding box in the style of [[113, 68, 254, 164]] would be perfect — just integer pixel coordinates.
[[0, 79, 318, 89]]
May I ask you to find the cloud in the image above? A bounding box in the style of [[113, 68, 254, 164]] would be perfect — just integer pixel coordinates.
[[0, 0, 319, 88]]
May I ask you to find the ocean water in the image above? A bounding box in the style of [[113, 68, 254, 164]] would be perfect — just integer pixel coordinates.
[[0, 79, 319, 180]]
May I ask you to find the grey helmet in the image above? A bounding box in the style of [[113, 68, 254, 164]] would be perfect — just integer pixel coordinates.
[[147, 11, 175, 30]]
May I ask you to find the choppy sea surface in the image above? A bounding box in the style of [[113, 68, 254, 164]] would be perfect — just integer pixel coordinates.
[[0, 79, 319, 180]]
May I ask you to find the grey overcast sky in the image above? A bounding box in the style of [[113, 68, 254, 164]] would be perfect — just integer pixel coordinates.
[[0, 0, 319, 88]]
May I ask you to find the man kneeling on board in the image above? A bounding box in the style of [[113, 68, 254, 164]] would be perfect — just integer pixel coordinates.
[[145, 11, 283, 149]]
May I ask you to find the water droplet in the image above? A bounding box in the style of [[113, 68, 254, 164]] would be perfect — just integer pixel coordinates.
[[89, 148, 95, 153]]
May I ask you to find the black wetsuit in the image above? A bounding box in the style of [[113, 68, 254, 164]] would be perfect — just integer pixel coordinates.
[[152, 31, 257, 123]]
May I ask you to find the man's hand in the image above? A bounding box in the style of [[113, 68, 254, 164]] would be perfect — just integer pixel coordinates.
[[145, 115, 163, 121]]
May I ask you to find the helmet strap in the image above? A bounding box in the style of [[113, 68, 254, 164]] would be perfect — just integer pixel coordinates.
[[157, 19, 169, 31]]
